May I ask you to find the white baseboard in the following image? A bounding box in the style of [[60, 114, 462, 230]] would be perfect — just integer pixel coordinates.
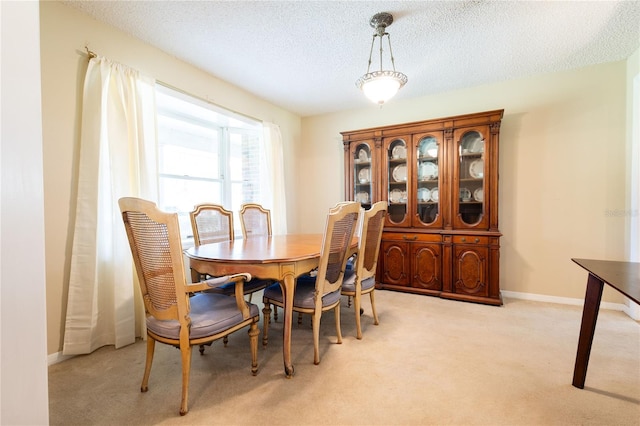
[[624, 302, 640, 321], [502, 291, 640, 321]]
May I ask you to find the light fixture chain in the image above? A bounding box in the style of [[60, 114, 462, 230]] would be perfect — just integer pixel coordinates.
[[366, 34, 376, 74], [378, 34, 384, 72], [387, 34, 397, 72]]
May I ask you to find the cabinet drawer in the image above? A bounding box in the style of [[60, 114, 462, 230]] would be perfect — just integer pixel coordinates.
[[453, 235, 489, 245], [384, 232, 442, 243]]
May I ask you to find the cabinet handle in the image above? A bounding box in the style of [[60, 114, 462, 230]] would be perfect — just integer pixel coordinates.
[[402, 235, 418, 241], [461, 237, 480, 243]]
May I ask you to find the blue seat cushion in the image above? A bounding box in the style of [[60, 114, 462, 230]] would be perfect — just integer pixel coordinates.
[[264, 279, 341, 309], [345, 256, 355, 271], [341, 270, 375, 293], [146, 292, 259, 340], [211, 278, 272, 296]]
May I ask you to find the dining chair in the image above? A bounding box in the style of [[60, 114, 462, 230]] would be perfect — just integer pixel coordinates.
[[190, 203, 235, 247], [341, 201, 387, 339], [190, 203, 270, 301], [262, 201, 360, 365], [119, 197, 260, 416], [238, 202, 284, 321], [189, 204, 235, 283], [239, 203, 272, 239]]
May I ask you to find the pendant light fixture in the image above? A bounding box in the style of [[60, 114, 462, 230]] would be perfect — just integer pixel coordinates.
[[356, 12, 408, 106]]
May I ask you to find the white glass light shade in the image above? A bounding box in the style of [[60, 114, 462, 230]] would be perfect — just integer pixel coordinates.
[[356, 70, 408, 105]]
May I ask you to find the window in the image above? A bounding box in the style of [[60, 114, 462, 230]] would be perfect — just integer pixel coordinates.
[[155, 84, 266, 241]]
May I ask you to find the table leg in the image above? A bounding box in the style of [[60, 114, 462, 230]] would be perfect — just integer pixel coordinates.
[[190, 267, 201, 283], [572, 273, 604, 388], [281, 273, 296, 378]]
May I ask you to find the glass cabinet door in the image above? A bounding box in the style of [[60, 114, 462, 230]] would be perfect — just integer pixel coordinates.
[[386, 137, 409, 226], [353, 142, 373, 207], [415, 134, 441, 227], [456, 128, 487, 227]]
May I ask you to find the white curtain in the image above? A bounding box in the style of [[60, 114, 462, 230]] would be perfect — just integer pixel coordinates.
[[262, 122, 288, 235], [63, 57, 158, 355]]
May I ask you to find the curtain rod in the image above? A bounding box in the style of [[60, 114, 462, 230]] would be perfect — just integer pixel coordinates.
[[80, 46, 263, 125], [85, 46, 96, 60]]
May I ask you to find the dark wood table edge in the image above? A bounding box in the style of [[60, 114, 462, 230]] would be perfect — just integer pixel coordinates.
[[572, 258, 640, 304]]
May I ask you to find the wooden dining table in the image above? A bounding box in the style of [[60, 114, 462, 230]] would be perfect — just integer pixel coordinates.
[[184, 233, 356, 378]]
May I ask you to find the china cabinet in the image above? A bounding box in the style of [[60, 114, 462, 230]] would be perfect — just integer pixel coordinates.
[[342, 110, 503, 305]]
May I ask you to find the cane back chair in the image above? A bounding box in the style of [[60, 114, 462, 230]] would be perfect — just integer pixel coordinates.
[[341, 201, 387, 339], [239, 203, 272, 239], [189, 203, 235, 283], [262, 201, 360, 365], [119, 197, 259, 416], [239, 202, 282, 320]]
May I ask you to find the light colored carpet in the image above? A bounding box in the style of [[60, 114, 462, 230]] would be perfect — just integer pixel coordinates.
[[48, 290, 640, 425]]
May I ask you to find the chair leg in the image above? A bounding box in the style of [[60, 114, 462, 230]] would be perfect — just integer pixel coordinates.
[[334, 304, 342, 345], [298, 312, 303, 325], [223, 336, 228, 346], [273, 305, 278, 322], [354, 292, 363, 340], [141, 337, 155, 392], [262, 304, 272, 346], [179, 342, 192, 416], [370, 290, 379, 326], [312, 311, 321, 365], [199, 341, 212, 355], [248, 320, 259, 375]]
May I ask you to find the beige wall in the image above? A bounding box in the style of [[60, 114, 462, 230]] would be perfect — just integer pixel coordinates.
[[626, 47, 639, 261], [41, 1, 636, 357], [40, 1, 301, 355], [299, 61, 630, 305]]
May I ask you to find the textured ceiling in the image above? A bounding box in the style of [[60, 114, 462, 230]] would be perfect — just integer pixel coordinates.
[[63, 1, 640, 117]]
